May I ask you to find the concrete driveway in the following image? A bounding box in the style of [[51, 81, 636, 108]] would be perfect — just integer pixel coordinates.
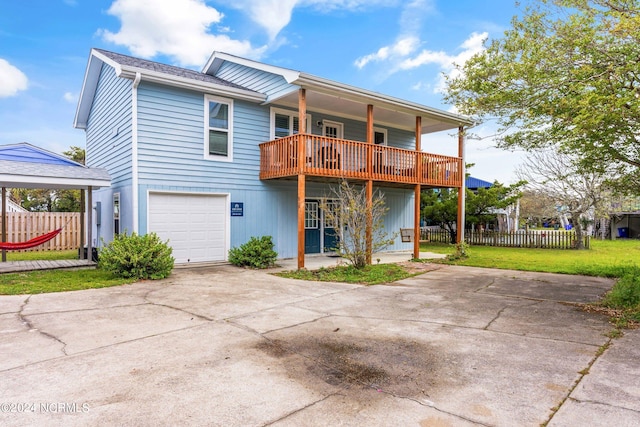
[[1, 261, 639, 426]]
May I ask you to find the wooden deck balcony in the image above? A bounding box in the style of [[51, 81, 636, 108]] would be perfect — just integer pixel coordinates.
[[259, 134, 463, 188]]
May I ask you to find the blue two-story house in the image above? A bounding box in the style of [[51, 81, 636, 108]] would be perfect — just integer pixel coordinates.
[[74, 48, 471, 268]]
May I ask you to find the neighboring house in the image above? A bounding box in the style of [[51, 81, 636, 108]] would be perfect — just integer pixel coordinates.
[[6, 197, 26, 213], [609, 197, 640, 239], [74, 48, 471, 267]]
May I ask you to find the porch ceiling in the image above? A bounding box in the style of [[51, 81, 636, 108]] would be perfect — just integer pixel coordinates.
[[274, 87, 469, 135]]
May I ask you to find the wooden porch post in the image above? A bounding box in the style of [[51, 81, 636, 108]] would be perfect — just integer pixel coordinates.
[[365, 104, 374, 264], [456, 126, 466, 244], [297, 88, 307, 269], [413, 116, 422, 259], [1, 187, 6, 262]]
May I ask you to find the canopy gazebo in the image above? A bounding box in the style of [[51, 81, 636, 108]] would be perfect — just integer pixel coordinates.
[[0, 143, 111, 267]]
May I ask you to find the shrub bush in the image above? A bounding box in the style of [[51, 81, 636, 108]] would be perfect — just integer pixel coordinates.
[[602, 269, 640, 309], [228, 236, 277, 269], [99, 232, 174, 280]]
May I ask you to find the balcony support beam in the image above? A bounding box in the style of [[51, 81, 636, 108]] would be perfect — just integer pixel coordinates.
[[297, 174, 306, 269], [297, 88, 307, 269], [413, 116, 422, 259], [456, 126, 466, 244], [365, 104, 374, 264]]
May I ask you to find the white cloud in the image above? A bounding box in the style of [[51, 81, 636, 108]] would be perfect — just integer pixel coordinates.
[[99, 0, 266, 66], [355, 36, 419, 68], [63, 92, 77, 103], [356, 31, 487, 93], [227, 0, 398, 41], [0, 59, 28, 98]]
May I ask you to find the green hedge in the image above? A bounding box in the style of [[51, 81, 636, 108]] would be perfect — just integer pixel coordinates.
[[99, 232, 174, 279]]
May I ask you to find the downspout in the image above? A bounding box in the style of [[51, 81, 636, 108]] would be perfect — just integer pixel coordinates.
[[132, 72, 141, 233]]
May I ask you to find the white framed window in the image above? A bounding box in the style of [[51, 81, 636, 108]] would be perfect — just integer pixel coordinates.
[[270, 107, 312, 140], [305, 201, 319, 229], [323, 200, 339, 228], [204, 95, 233, 161], [373, 127, 387, 145]]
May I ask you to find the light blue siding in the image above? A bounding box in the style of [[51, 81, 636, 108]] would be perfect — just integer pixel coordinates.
[[215, 62, 295, 102], [136, 82, 269, 190], [91, 185, 134, 248], [295, 109, 415, 149], [86, 64, 133, 183]]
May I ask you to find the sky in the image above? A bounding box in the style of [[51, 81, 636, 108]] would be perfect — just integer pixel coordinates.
[[0, 0, 527, 184]]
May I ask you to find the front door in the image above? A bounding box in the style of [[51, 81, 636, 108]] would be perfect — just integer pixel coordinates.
[[323, 200, 340, 252], [304, 201, 320, 254], [304, 199, 341, 254]]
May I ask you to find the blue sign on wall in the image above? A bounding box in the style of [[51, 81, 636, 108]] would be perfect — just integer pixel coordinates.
[[231, 202, 244, 217]]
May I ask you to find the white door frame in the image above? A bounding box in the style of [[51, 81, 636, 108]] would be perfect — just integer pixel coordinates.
[[322, 120, 344, 139]]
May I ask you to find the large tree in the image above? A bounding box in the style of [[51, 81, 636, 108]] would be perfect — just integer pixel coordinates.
[[519, 189, 561, 227], [445, 0, 640, 188], [516, 148, 613, 248]]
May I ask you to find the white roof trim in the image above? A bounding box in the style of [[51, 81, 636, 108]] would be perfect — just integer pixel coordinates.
[[118, 67, 265, 102], [203, 52, 300, 83], [0, 174, 111, 190]]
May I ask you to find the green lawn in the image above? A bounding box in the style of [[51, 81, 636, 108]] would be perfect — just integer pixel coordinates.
[[421, 239, 640, 277], [4, 249, 78, 261], [0, 269, 136, 295]]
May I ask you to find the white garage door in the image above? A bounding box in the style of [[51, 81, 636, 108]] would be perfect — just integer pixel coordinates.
[[148, 193, 228, 264]]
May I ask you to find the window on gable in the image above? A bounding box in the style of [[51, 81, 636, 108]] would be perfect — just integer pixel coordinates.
[[205, 95, 233, 160]]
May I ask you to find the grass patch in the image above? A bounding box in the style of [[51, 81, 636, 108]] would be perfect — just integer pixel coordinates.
[[5, 250, 77, 261], [276, 263, 414, 285], [420, 239, 640, 277], [0, 268, 137, 295]]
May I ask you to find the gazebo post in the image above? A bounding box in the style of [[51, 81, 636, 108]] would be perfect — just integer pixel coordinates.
[[80, 189, 86, 260], [87, 186, 93, 263]]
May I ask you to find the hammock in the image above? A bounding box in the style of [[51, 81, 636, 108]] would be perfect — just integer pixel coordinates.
[[0, 228, 62, 251]]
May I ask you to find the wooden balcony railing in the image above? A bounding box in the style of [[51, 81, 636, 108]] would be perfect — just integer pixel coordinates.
[[259, 134, 463, 187]]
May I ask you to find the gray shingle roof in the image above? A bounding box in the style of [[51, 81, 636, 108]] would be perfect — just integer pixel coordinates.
[[95, 48, 251, 91], [0, 160, 111, 189]]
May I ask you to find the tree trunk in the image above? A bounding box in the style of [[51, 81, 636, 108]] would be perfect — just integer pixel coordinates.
[[572, 212, 585, 249]]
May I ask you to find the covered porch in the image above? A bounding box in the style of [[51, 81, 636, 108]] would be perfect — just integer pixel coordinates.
[[260, 87, 472, 269]]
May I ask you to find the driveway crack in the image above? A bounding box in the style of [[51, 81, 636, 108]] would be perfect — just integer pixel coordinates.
[[262, 392, 342, 426], [18, 296, 68, 356], [543, 336, 614, 426]]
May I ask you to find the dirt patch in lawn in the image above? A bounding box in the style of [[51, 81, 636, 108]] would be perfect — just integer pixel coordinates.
[[256, 332, 463, 399], [396, 261, 444, 275]]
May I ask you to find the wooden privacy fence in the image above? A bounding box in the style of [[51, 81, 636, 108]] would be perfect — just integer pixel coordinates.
[[420, 228, 591, 249], [1, 212, 81, 252]]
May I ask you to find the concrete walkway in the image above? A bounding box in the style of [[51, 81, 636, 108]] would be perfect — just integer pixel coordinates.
[[0, 261, 638, 426]]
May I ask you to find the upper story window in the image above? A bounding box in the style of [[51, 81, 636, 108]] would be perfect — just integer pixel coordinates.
[[271, 107, 312, 140], [374, 127, 387, 145], [205, 95, 233, 161]]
